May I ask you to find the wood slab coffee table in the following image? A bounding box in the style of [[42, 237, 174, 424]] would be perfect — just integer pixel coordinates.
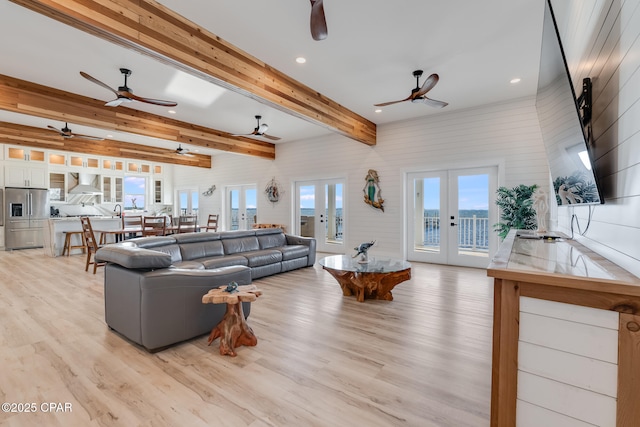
[[319, 255, 411, 302], [202, 284, 262, 357]]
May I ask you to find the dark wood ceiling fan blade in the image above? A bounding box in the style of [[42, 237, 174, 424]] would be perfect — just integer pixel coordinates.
[[414, 73, 439, 97], [46, 125, 61, 132], [73, 133, 105, 141], [80, 71, 119, 96], [310, 0, 328, 41], [126, 92, 177, 107], [232, 131, 258, 137], [374, 98, 410, 107]]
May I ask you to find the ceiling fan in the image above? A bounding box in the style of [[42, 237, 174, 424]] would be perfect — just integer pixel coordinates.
[[233, 115, 282, 141], [374, 70, 449, 108], [175, 144, 194, 157], [45, 122, 104, 141], [80, 68, 178, 107], [310, 0, 328, 41]]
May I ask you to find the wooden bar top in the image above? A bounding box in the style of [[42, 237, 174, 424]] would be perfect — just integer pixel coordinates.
[[487, 230, 640, 297]]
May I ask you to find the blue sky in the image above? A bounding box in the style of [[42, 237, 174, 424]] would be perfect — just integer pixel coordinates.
[[296, 178, 487, 211], [124, 176, 146, 208], [299, 184, 343, 209], [423, 175, 489, 210]]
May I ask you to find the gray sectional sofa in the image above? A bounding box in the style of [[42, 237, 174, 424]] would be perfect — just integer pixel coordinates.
[[95, 228, 316, 351]]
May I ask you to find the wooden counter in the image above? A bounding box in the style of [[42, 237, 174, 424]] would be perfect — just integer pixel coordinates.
[[487, 230, 640, 427]]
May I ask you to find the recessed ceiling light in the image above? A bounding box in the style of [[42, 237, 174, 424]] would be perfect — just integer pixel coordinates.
[[106, 134, 114, 138], [510, 78, 521, 84], [375, 109, 382, 113], [168, 110, 176, 114], [296, 57, 306, 64]]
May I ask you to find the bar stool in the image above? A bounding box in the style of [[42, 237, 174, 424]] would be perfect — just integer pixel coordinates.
[[62, 231, 86, 256]]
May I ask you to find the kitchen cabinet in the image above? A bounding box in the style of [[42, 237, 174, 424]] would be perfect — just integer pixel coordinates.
[[49, 172, 66, 202], [5, 164, 47, 188], [48, 152, 67, 168], [153, 178, 163, 204], [103, 159, 124, 172], [127, 161, 151, 174], [102, 176, 123, 203], [69, 154, 100, 171], [5, 146, 46, 163]]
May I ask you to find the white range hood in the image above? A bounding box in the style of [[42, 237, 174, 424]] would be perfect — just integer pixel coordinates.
[[68, 173, 102, 195]]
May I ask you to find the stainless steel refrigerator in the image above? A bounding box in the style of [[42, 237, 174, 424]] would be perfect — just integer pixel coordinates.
[[5, 187, 50, 250]]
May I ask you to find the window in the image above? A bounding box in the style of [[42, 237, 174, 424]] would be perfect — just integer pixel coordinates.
[[124, 175, 147, 211]]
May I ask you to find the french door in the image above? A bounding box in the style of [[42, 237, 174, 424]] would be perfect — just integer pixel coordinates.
[[227, 185, 257, 230], [295, 179, 345, 253], [407, 167, 497, 268]]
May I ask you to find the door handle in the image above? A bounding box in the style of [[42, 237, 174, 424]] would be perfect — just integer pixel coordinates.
[[450, 222, 457, 226]]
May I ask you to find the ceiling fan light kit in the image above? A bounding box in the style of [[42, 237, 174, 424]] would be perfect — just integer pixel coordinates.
[[374, 69, 448, 108], [233, 115, 282, 141], [46, 122, 104, 141], [80, 68, 178, 108], [175, 144, 194, 157]]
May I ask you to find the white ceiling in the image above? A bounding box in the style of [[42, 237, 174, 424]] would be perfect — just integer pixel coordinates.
[[0, 0, 545, 157]]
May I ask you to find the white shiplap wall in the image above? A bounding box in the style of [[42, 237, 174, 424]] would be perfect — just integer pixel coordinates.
[[551, 0, 640, 277], [174, 96, 549, 259]]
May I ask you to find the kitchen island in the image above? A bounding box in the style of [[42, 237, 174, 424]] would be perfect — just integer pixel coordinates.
[[44, 217, 121, 257]]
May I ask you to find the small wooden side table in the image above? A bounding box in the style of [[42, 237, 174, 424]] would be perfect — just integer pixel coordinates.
[[202, 284, 262, 357]]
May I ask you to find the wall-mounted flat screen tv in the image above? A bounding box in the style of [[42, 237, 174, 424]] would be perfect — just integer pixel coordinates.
[[535, 0, 603, 205]]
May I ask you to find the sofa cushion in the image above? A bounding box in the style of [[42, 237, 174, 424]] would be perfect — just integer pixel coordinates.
[[173, 232, 221, 243], [179, 240, 224, 261], [96, 245, 172, 269], [170, 260, 205, 269], [151, 243, 183, 263], [242, 249, 283, 267], [219, 230, 256, 239], [222, 235, 259, 254], [128, 236, 177, 249], [278, 245, 310, 261], [257, 230, 287, 249], [201, 255, 249, 269]]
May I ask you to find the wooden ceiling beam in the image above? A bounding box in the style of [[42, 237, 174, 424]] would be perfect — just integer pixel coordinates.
[[0, 73, 274, 161], [0, 121, 212, 168], [9, 0, 376, 146]]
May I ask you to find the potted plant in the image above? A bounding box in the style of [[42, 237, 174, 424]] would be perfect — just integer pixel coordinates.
[[493, 184, 539, 239]]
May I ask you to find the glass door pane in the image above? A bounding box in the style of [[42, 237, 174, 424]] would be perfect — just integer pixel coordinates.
[[245, 187, 257, 229], [407, 171, 447, 264], [324, 182, 343, 244], [229, 188, 239, 230], [298, 184, 315, 238], [448, 170, 493, 268]]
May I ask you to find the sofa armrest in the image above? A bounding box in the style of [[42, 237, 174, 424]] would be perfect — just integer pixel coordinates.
[[285, 234, 316, 266], [96, 245, 172, 269]]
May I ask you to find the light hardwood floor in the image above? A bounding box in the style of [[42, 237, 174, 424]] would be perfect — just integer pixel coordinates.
[[0, 249, 494, 426]]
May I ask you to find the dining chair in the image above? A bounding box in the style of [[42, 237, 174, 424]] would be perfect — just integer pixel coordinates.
[[122, 215, 143, 240], [177, 215, 198, 233], [80, 216, 106, 274], [143, 216, 167, 236], [205, 214, 219, 232]]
